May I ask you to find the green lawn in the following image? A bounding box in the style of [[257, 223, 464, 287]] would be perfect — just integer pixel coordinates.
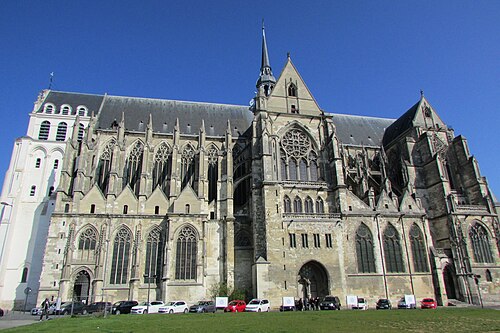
[[4, 308, 500, 333]]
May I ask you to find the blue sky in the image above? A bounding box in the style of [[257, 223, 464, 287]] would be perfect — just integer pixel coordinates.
[[0, 1, 499, 195]]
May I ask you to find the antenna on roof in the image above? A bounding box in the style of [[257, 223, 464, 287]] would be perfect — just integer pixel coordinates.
[[48, 72, 54, 89]]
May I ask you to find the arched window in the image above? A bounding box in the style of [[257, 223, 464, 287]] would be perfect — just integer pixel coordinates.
[[21, 267, 28, 283], [175, 226, 197, 280], [44, 104, 54, 114], [78, 227, 97, 261], [309, 152, 318, 181], [110, 227, 131, 284], [38, 121, 50, 140], [124, 141, 144, 196], [299, 158, 308, 181], [207, 146, 218, 203], [315, 197, 324, 213], [78, 124, 85, 142], [77, 106, 87, 117], [469, 223, 494, 263], [181, 145, 196, 190], [284, 196, 291, 213], [383, 224, 405, 273], [280, 149, 287, 180], [144, 227, 163, 283], [280, 128, 319, 182], [304, 197, 314, 213], [56, 122, 67, 141], [61, 105, 71, 115], [54, 159, 59, 169], [485, 269, 493, 282], [152, 142, 172, 196], [35, 158, 41, 168], [96, 139, 115, 194], [288, 83, 297, 97], [293, 196, 302, 213], [289, 160, 298, 180], [356, 223, 376, 273], [410, 224, 429, 272]]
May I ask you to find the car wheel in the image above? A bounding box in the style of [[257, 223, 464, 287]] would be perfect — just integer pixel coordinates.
[[169, 309, 174, 314], [115, 310, 121, 315], [144, 310, 148, 314], [266, 308, 269, 312], [184, 308, 188, 314], [258, 308, 261, 312]]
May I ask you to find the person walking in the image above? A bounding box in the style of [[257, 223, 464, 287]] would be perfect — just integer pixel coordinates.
[[39, 298, 49, 321]]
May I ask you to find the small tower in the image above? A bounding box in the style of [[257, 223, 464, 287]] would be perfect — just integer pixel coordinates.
[[256, 22, 276, 96]]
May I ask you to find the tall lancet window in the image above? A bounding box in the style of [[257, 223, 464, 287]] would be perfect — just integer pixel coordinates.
[[207, 146, 218, 203], [152, 142, 172, 196], [110, 227, 131, 285], [124, 141, 144, 196], [410, 224, 429, 272], [383, 224, 405, 273], [96, 139, 115, 194], [181, 145, 196, 190], [78, 124, 85, 142], [470, 223, 494, 263], [356, 223, 376, 273], [175, 225, 197, 280], [78, 227, 97, 261], [144, 226, 163, 283], [309, 152, 318, 181]]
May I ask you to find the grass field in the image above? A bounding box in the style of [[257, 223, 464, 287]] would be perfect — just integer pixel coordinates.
[[3, 308, 500, 333]]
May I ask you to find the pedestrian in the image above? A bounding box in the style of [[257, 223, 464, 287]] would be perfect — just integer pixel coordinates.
[[39, 298, 49, 321], [303, 297, 308, 311], [298, 298, 303, 311], [315, 297, 320, 310], [310, 297, 315, 311]]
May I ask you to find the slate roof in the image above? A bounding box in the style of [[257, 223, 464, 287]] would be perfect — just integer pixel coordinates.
[[37, 91, 104, 115], [382, 100, 420, 146], [330, 113, 395, 147], [96, 95, 253, 137]]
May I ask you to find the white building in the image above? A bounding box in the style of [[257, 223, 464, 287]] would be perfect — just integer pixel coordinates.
[[0, 90, 98, 309]]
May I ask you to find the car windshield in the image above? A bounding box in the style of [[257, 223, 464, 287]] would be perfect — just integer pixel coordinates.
[[166, 302, 176, 306], [423, 299, 434, 302], [249, 300, 260, 305], [378, 299, 389, 303], [138, 302, 149, 306], [228, 301, 237, 305], [323, 297, 336, 302], [113, 302, 122, 306], [198, 301, 208, 305]]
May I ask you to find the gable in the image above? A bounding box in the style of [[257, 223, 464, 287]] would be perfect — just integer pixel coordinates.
[[173, 185, 201, 214]]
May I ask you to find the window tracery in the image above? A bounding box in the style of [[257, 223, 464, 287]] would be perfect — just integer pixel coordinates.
[[280, 128, 319, 182], [175, 226, 197, 280], [110, 227, 131, 284], [410, 224, 429, 272], [470, 223, 494, 263], [356, 223, 376, 273], [152, 142, 172, 195], [124, 141, 144, 196], [78, 227, 97, 261]]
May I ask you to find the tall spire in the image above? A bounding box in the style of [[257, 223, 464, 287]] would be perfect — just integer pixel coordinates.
[[256, 20, 276, 96]]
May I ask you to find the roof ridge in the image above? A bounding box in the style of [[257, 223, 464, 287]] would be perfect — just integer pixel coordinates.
[[329, 112, 396, 122]]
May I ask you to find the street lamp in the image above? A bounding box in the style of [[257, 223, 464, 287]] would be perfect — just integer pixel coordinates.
[[143, 274, 156, 314]]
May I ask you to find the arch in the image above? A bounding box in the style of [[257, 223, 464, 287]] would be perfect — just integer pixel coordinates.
[[180, 143, 197, 191], [152, 142, 172, 195], [56, 122, 68, 141], [175, 225, 198, 280], [304, 196, 314, 213], [293, 196, 303, 213], [77, 105, 88, 117], [315, 197, 324, 213], [61, 104, 72, 115], [207, 144, 219, 203], [410, 224, 429, 272], [144, 226, 163, 283], [124, 140, 144, 196], [383, 223, 404, 273], [356, 223, 376, 273], [73, 270, 91, 303], [21, 267, 28, 283], [96, 138, 116, 194], [109, 226, 132, 284], [38, 121, 51, 140], [284, 195, 292, 213], [43, 103, 55, 114], [298, 261, 329, 299], [469, 222, 494, 263], [443, 264, 457, 300], [288, 83, 297, 97], [77, 225, 98, 261]]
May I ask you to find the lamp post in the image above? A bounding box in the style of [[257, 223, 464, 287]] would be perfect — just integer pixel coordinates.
[[143, 274, 156, 314], [474, 274, 483, 308]]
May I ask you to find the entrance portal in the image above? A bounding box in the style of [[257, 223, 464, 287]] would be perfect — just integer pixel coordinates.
[[298, 261, 329, 300], [73, 270, 91, 303], [443, 265, 457, 300]]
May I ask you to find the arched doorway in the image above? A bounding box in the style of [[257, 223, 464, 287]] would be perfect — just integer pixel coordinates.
[[73, 270, 91, 304], [443, 265, 457, 300], [298, 261, 329, 300]]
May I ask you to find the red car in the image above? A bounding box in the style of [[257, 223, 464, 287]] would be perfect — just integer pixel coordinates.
[[224, 300, 246, 312], [420, 298, 437, 309]]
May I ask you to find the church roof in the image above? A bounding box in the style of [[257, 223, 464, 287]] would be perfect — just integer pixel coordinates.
[[36, 91, 105, 115], [96, 95, 253, 137], [382, 100, 420, 146], [330, 113, 395, 147]]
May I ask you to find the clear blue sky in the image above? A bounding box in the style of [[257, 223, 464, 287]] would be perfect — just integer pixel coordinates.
[[1, 1, 499, 195]]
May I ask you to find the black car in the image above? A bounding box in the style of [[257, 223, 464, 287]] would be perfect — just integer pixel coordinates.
[[189, 300, 216, 313], [112, 300, 138, 315], [84, 302, 112, 314], [57, 302, 86, 315], [279, 304, 296, 311], [0, 308, 4, 316], [319, 296, 341, 310], [376, 298, 392, 310]]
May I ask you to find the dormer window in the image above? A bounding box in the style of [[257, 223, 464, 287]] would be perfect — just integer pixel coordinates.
[[61, 105, 71, 115], [77, 106, 87, 117], [44, 104, 54, 114], [288, 83, 297, 97]]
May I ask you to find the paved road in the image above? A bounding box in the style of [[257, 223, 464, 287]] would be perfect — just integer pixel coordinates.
[[0, 311, 43, 330]]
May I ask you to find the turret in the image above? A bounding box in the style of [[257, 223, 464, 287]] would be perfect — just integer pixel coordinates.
[[256, 22, 276, 96]]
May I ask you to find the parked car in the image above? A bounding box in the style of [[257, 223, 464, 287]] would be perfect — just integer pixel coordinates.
[[112, 300, 139, 315], [0, 308, 4, 316], [57, 302, 86, 315], [352, 297, 368, 310], [319, 296, 341, 310], [224, 300, 246, 312], [83, 302, 112, 314], [279, 304, 296, 311], [131, 301, 165, 314], [420, 298, 437, 309], [245, 299, 270, 312], [397, 297, 416, 309], [158, 301, 189, 314], [189, 300, 216, 313], [376, 298, 392, 310]]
